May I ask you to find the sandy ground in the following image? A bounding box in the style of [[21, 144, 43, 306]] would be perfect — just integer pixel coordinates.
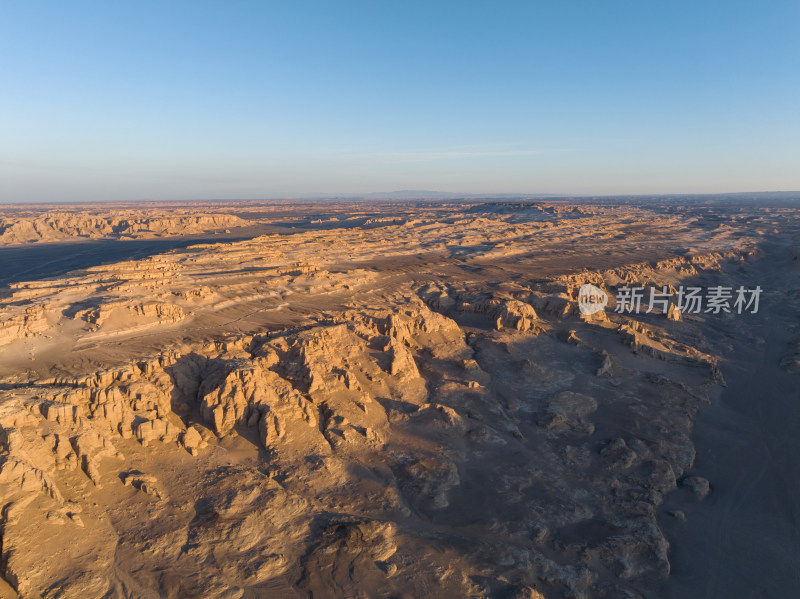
[[0, 198, 797, 598], [652, 238, 800, 598]]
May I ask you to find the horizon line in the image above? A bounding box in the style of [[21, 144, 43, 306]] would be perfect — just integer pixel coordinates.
[[1, 189, 800, 206]]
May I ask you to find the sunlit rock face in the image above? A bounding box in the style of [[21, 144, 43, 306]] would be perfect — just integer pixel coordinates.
[[0, 198, 797, 598]]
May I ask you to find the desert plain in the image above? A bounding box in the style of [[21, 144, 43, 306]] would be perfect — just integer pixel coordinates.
[[0, 196, 798, 598]]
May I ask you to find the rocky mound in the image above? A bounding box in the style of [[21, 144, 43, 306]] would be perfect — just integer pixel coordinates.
[[0, 211, 248, 245]]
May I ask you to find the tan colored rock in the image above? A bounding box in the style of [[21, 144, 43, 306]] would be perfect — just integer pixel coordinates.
[[132, 418, 177, 446], [0, 211, 248, 245], [180, 425, 207, 455], [0, 199, 786, 598], [0, 305, 50, 346], [667, 302, 682, 321], [121, 471, 164, 500]]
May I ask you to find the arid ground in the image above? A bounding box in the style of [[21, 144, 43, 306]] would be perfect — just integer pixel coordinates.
[[0, 197, 798, 598]]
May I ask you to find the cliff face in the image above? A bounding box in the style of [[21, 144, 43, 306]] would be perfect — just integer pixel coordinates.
[[0, 295, 724, 597], [0, 211, 248, 245]]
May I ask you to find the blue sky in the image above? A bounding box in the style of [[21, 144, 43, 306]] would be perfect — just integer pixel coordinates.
[[1, 1, 798, 202]]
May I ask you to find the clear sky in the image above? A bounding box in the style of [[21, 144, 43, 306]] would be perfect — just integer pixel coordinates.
[[1, 1, 798, 202]]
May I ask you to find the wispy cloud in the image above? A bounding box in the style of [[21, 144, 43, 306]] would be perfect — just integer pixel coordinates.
[[345, 146, 573, 164]]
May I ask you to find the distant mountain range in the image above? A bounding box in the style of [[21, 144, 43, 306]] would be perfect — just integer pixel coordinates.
[[360, 190, 555, 199]]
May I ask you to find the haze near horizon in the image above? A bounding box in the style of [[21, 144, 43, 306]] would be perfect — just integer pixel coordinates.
[[1, 1, 798, 202]]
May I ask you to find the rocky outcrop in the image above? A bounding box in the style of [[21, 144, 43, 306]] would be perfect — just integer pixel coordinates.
[[0, 198, 784, 598], [0, 212, 248, 245], [0, 305, 50, 346], [419, 284, 540, 332], [537, 391, 598, 434], [78, 301, 186, 327]]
